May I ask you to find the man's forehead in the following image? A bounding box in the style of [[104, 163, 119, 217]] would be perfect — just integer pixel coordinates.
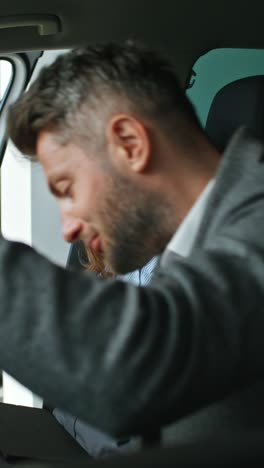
[[36, 131, 61, 159], [36, 130, 100, 180], [36, 132, 73, 182], [37, 131, 74, 164]]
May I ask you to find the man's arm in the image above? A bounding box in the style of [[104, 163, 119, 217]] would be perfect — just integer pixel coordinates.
[[0, 234, 263, 437], [52, 259, 158, 456]]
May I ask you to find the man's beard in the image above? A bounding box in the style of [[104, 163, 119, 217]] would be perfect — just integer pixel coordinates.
[[99, 171, 174, 275]]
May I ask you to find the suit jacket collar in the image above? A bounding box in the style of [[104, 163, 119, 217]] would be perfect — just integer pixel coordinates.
[[193, 126, 264, 248], [159, 127, 264, 267]]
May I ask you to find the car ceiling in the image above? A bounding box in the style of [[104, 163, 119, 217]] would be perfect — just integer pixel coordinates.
[[0, 0, 264, 85]]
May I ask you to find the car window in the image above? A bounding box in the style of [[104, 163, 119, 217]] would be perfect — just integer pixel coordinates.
[[1, 50, 69, 409], [187, 48, 264, 127], [0, 59, 12, 102]]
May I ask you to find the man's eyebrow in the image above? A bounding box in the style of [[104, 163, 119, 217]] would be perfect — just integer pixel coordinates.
[[47, 175, 62, 196], [48, 175, 70, 197], [48, 181, 58, 197]]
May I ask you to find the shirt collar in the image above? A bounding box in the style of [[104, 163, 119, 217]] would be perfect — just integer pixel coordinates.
[[166, 179, 215, 257]]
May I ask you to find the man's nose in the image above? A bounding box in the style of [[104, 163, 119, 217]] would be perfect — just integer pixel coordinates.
[[62, 216, 83, 243]]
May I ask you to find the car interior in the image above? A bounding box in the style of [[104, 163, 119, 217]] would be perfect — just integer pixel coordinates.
[[1, 0, 264, 466]]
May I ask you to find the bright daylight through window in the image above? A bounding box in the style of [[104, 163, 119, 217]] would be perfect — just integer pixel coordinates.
[[0, 60, 12, 100]]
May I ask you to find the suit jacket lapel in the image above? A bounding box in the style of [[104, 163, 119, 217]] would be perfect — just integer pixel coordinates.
[[193, 127, 264, 248], [159, 127, 264, 268], [159, 249, 183, 268]]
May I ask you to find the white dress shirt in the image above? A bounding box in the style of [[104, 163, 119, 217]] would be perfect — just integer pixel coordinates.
[[166, 179, 215, 258]]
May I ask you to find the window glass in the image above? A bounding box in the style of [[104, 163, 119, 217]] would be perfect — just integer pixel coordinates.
[[187, 49, 264, 127], [0, 60, 12, 101]]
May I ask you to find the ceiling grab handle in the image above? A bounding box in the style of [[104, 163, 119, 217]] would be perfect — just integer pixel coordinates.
[[0, 14, 61, 36]]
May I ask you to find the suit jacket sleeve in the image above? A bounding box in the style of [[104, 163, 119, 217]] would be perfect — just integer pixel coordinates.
[[0, 210, 263, 438]]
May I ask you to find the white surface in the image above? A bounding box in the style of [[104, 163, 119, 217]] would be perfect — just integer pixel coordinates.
[[1, 142, 32, 244], [0, 60, 12, 99], [3, 374, 43, 408]]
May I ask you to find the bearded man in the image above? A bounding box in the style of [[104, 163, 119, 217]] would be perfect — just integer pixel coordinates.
[[2, 41, 264, 448]]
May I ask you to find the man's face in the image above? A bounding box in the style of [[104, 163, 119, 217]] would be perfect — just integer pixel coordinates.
[[37, 131, 171, 274]]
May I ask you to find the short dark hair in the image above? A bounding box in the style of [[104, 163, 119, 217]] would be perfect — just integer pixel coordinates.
[[8, 41, 202, 157]]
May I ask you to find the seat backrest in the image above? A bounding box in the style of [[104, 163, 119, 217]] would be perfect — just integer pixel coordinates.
[[205, 75, 264, 152]]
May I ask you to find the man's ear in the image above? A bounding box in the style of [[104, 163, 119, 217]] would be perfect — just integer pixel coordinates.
[[106, 114, 150, 173]]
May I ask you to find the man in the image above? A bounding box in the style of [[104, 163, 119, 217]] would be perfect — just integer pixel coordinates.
[[2, 40, 264, 446]]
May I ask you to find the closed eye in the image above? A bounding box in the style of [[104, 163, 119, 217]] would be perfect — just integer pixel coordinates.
[[49, 180, 71, 198]]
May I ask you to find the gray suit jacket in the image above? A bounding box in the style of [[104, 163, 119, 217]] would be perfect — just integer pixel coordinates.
[[0, 127, 264, 443]]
